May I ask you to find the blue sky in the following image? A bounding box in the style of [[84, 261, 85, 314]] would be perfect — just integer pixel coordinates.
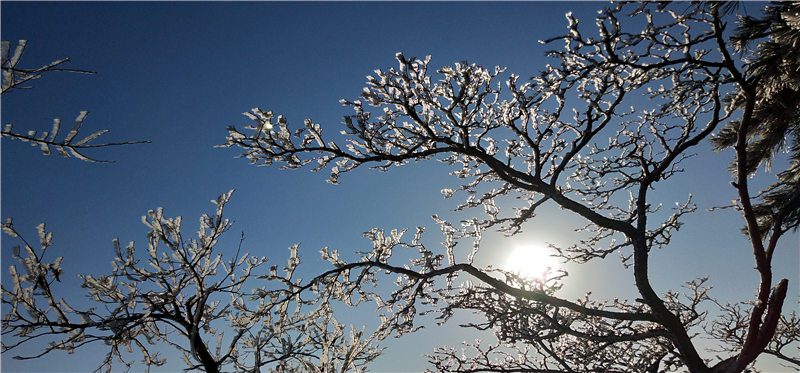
[[1, 2, 796, 372]]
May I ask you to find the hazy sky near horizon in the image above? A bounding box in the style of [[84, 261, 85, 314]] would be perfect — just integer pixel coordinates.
[[1, 2, 796, 372]]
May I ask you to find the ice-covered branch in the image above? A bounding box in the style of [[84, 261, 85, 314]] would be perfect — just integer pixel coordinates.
[[2, 191, 385, 373], [2, 40, 149, 162], [2, 111, 150, 163]]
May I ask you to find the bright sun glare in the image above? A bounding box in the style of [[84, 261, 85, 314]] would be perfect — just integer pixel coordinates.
[[505, 245, 560, 280]]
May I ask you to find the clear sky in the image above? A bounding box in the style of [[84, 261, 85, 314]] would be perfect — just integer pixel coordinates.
[[1, 2, 796, 373]]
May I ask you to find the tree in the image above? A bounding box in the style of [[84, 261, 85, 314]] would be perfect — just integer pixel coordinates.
[[709, 2, 800, 369], [219, 2, 798, 373], [4, 2, 798, 373], [1, 40, 386, 372], [1, 40, 148, 162], [1, 191, 387, 373], [711, 1, 800, 240]]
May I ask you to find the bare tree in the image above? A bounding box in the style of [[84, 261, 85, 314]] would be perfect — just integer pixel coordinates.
[[1, 40, 148, 162], [1, 191, 387, 373], [221, 2, 798, 373]]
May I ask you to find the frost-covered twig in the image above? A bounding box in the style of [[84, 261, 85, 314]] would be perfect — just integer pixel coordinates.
[[1, 40, 149, 162], [1, 191, 385, 373], [2, 111, 150, 163]]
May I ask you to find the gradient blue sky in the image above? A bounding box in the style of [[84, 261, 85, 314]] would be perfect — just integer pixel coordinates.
[[2, 2, 796, 372]]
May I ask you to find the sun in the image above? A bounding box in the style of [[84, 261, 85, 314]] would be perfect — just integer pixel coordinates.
[[504, 245, 560, 280]]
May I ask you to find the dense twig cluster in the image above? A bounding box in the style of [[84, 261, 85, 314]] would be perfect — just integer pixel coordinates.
[[4, 2, 798, 373], [221, 2, 798, 373], [2, 192, 386, 373]]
